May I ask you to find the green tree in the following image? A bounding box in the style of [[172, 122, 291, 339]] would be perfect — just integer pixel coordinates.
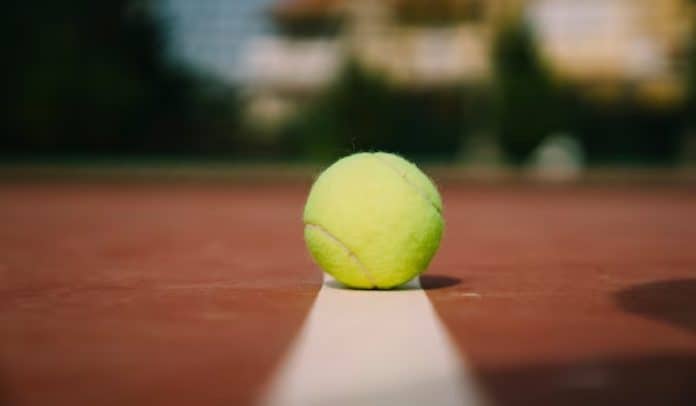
[[284, 61, 465, 162], [492, 19, 559, 164], [686, 18, 696, 131], [2, 0, 240, 156]]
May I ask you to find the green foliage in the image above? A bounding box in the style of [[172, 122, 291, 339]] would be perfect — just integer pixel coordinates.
[[2, 1, 688, 165], [283, 61, 468, 162], [491, 18, 682, 165], [2, 0, 241, 156], [492, 19, 560, 164], [686, 19, 696, 129], [563, 93, 682, 164]]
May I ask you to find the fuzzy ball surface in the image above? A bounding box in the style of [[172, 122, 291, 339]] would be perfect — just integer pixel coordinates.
[[303, 152, 444, 289]]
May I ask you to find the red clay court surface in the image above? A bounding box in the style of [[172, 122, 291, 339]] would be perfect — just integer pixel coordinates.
[[1, 181, 695, 405]]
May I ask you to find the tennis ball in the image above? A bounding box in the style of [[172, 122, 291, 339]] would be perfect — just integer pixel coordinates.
[[303, 152, 444, 289]]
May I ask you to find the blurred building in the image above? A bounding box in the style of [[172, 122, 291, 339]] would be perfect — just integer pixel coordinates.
[[527, 0, 691, 104], [238, 0, 693, 125], [242, 0, 495, 88], [241, 0, 495, 125]]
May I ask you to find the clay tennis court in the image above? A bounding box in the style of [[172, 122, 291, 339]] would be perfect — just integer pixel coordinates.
[[1, 179, 695, 405]]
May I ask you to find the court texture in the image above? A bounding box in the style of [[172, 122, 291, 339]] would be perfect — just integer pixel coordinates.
[[1, 166, 695, 405]]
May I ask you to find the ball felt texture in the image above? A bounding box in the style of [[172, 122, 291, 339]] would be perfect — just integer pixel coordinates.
[[303, 152, 444, 289]]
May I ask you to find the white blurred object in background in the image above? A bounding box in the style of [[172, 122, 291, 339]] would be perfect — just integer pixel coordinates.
[[242, 37, 342, 92], [529, 134, 584, 181]]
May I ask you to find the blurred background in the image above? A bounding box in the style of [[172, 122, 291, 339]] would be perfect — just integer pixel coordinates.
[[4, 0, 696, 174]]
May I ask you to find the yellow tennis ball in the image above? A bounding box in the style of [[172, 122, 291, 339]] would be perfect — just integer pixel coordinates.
[[303, 152, 444, 289]]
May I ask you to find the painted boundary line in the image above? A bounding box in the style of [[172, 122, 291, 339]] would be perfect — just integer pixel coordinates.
[[259, 275, 487, 406]]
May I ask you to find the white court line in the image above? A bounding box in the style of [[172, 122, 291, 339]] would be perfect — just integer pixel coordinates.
[[259, 275, 488, 406]]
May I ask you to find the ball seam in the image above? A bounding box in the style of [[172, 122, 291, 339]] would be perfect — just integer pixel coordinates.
[[372, 154, 442, 215], [305, 223, 377, 288]]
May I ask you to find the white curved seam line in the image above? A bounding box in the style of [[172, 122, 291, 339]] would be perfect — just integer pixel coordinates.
[[305, 223, 377, 288], [372, 154, 441, 215]]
